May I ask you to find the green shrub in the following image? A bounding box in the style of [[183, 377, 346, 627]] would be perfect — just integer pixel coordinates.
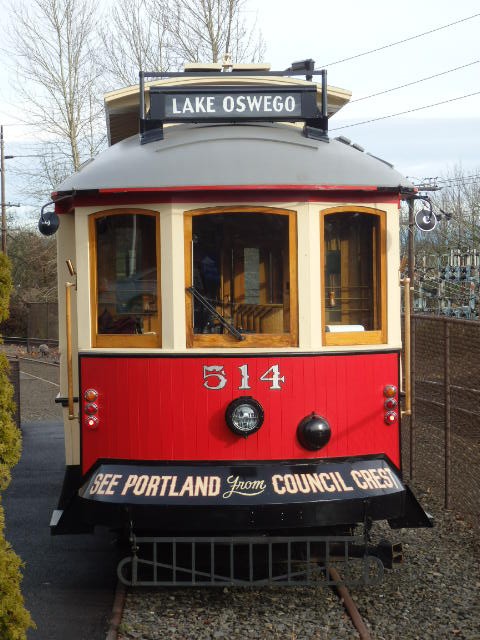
[[0, 252, 34, 638]]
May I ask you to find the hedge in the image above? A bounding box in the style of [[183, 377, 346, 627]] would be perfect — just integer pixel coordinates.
[[0, 252, 34, 638]]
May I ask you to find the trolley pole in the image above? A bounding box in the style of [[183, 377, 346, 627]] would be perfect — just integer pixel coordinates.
[[1, 125, 6, 253]]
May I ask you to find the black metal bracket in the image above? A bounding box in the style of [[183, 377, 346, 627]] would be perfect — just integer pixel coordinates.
[[139, 61, 329, 144]]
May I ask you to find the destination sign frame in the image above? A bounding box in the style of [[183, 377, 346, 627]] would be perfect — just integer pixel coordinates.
[[149, 85, 320, 123]]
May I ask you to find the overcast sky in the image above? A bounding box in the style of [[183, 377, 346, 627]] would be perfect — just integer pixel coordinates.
[[0, 0, 479, 213], [255, 0, 480, 182]]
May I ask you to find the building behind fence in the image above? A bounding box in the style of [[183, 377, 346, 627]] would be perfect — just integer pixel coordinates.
[[403, 315, 480, 529]]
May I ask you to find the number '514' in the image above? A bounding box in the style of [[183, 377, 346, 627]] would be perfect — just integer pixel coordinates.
[[203, 364, 285, 390]]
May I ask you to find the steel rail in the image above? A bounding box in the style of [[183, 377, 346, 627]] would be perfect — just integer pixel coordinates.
[[329, 566, 372, 640]]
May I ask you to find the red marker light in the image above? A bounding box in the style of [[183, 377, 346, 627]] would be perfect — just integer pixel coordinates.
[[85, 403, 98, 415], [85, 416, 99, 429], [384, 411, 398, 425], [384, 398, 397, 410]]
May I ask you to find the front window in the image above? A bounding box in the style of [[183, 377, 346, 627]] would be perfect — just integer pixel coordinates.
[[185, 207, 298, 347], [322, 207, 386, 345], [90, 211, 160, 347]]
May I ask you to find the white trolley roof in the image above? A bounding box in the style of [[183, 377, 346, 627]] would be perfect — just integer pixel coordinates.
[[56, 122, 413, 193]]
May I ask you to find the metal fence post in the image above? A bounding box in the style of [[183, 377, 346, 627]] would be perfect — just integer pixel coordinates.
[[444, 319, 451, 509], [409, 315, 416, 480]]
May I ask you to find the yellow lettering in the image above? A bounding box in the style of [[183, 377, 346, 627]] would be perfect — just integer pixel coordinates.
[[335, 472, 354, 492], [209, 476, 220, 496], [97, 473, 113, 495], [283, 474, 298, 494], [121, 474, 138, 495], [351, 470, 368, 489], [359, 470, 378, 489], [105, 474, 122, 496], [377, 468, 393, 488], [89, 473, 103, 495], [179, 476, 194, 497], [272, 474, 286, 495], [133, 475, 149, 495], [145, 475, 161, 496], [319, 473, 336, 492], [293, 474, 311, 494], [306, 473, 325, 493], [195, 476, 209, 496]]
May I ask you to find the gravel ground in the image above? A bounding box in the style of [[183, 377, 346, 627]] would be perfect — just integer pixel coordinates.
[[118, 489, 479, 640]]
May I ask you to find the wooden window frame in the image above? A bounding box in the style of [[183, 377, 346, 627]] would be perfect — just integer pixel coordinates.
[[89, 208, 161, 348], [320, 206, 387, 346], [184, 205, 298, 348]]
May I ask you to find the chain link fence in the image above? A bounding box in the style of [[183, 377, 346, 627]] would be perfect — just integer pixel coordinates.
[[402, 315, 480, 528]]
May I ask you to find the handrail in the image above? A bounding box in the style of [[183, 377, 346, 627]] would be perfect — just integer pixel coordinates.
[[65, 281, 77, 420], [401, 277, 412, 417]]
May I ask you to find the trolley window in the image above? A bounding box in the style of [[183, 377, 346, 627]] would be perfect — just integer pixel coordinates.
[[90, 210, 160, 347], [184, 207, 298, 347], [321, 207, 386, 345]]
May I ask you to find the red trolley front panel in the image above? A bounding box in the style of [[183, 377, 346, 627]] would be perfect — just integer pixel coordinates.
[[79, 352, 400, 474]]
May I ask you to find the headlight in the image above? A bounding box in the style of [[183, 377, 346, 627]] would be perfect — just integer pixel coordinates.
[[225, 396, 264, 437]]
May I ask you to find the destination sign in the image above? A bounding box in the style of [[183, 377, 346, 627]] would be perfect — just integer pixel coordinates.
[[149, 86, 319, 123], [80, 457, 404, 506]]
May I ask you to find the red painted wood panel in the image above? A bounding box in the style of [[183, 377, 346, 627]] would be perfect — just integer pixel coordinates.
[[80, 353, 400, 473]]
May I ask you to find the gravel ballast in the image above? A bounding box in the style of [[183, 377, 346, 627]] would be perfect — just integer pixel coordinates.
[[117, 490, 479, 640]]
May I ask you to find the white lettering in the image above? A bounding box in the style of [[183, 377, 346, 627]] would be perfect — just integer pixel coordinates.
[[203, 365, 227, 390], [183, 97, 194, 113], [247, 95, 263, 111], [260, 364, 285, 390], [272, 96, 283, 112], [285, 96, 296, 112], [223, 96, 234, 112], [236, 96, 246, 112], [172, 98, 181, 114], [206, 96, 215, 112], [195, 96, 206, 113]]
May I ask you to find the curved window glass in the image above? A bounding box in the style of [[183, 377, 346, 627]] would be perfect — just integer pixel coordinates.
[[322, 208, 386, 345], [90, 211, 160, 347], [185, 208, 298, 347]]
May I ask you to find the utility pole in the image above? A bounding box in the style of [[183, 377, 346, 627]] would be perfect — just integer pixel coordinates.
[[1, 125, 6, 253], [1, 126, 17, 254]]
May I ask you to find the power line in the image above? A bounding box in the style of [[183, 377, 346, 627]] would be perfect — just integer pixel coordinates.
[[349, 61, 479, 103], [331, 90, 480, 131], [319, 13, 480, 67]]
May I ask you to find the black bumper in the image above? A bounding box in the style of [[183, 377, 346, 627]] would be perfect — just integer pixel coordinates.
[[51, 456, 433, 535]]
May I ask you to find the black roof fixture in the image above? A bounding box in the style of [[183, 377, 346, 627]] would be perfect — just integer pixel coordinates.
[[38, 193, 74, 236], [139, 59, 329, 145]]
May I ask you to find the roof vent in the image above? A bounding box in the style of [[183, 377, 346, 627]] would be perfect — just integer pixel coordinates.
[[367, 152, 394, 168], [351, 143, 365, 152], [184, 63, 223, 72], [335, 135, 352, 145]]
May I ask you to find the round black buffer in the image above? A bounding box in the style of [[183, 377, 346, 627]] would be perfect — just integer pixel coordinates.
[[297, 413, 331, 451], [225, 396, 264, 437]]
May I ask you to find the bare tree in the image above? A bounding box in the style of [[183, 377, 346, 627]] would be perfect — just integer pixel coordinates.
[[100, 0, 172, 89], [429, 166, 480, 252], [102, 0, 266, 88], [7, 0, 105, 187], [165, 0, 265, 66]]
